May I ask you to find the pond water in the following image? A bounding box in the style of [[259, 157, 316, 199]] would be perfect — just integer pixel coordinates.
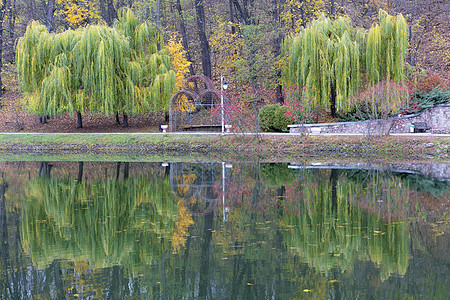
[[0, 161, 449, 299]]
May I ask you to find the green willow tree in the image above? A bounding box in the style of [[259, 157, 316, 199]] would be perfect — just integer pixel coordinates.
[[282, 10, 407, 117], [16, 9, 175, 128]]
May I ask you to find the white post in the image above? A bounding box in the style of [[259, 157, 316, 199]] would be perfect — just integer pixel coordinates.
[[221, 75, 224, 135]]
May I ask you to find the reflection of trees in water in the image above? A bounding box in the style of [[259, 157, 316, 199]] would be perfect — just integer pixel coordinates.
[[1, 162, 449, 298], [22, 174, 180, 270], [282, 169, 411, 279], [170, 162, 221, 216]]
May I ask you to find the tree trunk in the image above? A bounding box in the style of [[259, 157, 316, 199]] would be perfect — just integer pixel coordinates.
[[45, 0, 56, 32], [231, 0, 251, 25], [156, 0, 161, 29], [199, 211, 214, 298], [330, 82, 337, 118], [124, 162, 129, 179], [0, 1, 6, 98], [122, 113, 129, 128], [115, 112, 120, 124], [0, 183, 10, 295], [175, 0, 195, 76], [99, 0, 107, 23], [107, 0, 118, 26], [39, 115, 48, 123], [232, 1, 258, 90], [195, 0, 212, 79], [330, 0, 336, 20], [330, 169, 338, 212], [156, 0, 162, 51], [39, 162, 53, 178], [229, 0, 236, 34], [77, 111, 83, 128], [7, 0, 16, 63], [116, 162, 121, 179], [77, 161, 84, 182], [272, 0, 284, 104]]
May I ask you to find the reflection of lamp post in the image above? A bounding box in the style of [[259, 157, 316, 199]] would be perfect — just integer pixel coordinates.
[[222, 162, 232, 223], [222, 162, 225, 222], [221, 75, 228, 135]]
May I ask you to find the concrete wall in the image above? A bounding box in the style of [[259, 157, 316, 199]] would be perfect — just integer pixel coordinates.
[[289, 162, 450, 180], [289, 104, 450, 134]]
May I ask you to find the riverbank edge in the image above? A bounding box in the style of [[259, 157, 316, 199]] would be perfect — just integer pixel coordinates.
[[0, 133, 448, 162]]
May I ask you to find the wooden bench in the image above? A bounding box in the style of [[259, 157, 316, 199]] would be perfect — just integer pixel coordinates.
[[181, 124, 222, 132], [413, 122, 431, 133]]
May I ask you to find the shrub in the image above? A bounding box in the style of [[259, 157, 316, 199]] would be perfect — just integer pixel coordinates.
[[259, 104, 293, 132], [282, 85, 318, 124], [415, 72, 449, 93], [338, 80, 411, 122], [259, 104, 279, 131], [273, 105, 293, 132]]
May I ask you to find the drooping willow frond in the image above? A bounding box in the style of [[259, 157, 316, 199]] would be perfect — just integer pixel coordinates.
[[16, 9, 176, 118], [366, 10, 407, 85], [281, 10, 407, 113]]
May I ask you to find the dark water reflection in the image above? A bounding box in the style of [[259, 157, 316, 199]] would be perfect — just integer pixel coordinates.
[[0, 161, 449, 299]]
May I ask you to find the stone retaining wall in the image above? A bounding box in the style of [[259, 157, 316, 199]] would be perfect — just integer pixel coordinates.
[[290, 162, 450, 180], [289, 104, 450, 134]]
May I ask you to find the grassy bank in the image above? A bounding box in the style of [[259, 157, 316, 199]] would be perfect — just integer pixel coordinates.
[[0, 133, 448, 162]]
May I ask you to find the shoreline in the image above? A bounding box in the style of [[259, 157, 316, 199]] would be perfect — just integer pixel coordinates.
[[0, 133, 448, 162]]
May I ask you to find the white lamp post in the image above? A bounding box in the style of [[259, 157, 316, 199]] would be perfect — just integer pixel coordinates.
[[221, 75, 228, 135]]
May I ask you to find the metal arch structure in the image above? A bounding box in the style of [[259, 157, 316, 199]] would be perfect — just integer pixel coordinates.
[[169, 75, 230, 132]]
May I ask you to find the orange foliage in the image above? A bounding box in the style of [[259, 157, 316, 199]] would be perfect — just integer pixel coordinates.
[[415, 72, 450, 93]]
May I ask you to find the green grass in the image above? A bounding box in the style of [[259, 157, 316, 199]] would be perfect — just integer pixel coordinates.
[[0, 133, 448, 163]]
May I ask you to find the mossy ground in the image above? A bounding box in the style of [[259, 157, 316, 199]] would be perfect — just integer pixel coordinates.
[[0, 133, 448, 163]]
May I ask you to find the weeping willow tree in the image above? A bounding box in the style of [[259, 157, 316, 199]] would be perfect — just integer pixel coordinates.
[[21, 174, 181, 270], [282, 10, 407, 116], [16, 9, 176, 128], [366, 10, 408, 86]]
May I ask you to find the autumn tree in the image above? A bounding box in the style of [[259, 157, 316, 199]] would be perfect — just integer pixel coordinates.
[[282, 10, 407, 116], [16, 10, 176, 128], [55, 0, 101, 28], [166, 34, 191, 90]]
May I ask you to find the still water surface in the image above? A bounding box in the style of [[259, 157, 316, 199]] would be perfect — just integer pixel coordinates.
[[0, 161, 449, 299]]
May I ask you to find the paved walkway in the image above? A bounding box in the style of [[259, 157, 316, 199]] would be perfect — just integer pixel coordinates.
[[0, 132, 449, 137]]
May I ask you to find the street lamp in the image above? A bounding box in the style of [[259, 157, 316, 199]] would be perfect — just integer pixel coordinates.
[[221, 75, 228, 135]]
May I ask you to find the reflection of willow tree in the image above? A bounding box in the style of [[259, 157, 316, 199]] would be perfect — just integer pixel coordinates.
[[282, 169, 411, 279], [260, 163, 295, 188], [21, 175, 185, 270]]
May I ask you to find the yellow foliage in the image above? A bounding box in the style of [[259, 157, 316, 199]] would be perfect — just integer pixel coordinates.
[[281, 0, 325, 33], [210, 21, 244, 76], [281, 0, 347, 34], [56, 0, 101, 28], [171, 200, 194, 253], [166, 34, 191, 91], [166, 35, 194, 112], [176, 174, 197, 197]]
